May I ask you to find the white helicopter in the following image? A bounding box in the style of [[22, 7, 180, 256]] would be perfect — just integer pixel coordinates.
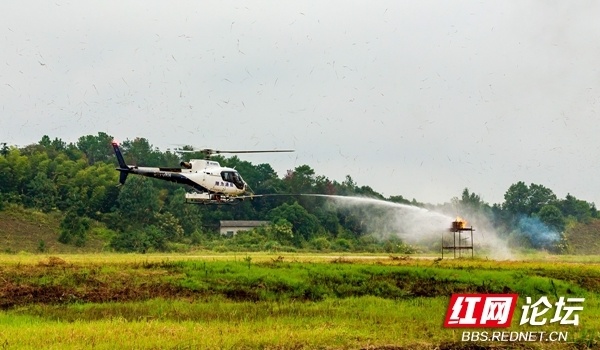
[[112, 141, 293, 204]]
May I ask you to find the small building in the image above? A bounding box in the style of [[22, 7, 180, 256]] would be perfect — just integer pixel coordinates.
[[219, 220, 269, 237]]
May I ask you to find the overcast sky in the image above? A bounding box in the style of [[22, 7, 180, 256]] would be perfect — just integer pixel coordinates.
[[2, 1, 600, 205]]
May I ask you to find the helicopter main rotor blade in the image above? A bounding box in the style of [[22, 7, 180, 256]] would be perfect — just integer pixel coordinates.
[[211, 149, 294, 154], [172, 148, 294, 154]]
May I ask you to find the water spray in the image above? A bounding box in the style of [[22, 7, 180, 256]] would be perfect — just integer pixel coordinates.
[[252, 193, 514, 259]]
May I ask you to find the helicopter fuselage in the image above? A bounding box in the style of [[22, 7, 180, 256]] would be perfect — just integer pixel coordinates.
[[112, 142, 247, 202], [123, 160, 246, 195]]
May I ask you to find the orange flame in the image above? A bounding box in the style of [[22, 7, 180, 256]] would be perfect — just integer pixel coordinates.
[[452, 216, 467, 230]]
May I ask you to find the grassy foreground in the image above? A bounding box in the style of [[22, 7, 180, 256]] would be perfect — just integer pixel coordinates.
[[0, 253, 599, 349]]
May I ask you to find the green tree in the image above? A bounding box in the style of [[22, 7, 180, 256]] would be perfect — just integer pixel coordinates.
[[536, 204, 565, 232], [315, 210, 341, 236], [313, 175, 335, 195], [154, 212, 185, 242], [121, 137, 164, 166], [69, 163, 120, 217], [145, 225, 168, 251], [59, 210, 90, 246], [166, 188, 203, 236], [0, 148, 32, 199], [266, 218, 294, 243], [503, 181, 530, 215], [76, 132, 114, 165], [52, 154, 89, 211], [503, 182, 556, 216], [0, 143, 8, 157], [528, 183, 557, 214], [38, 135, 66, 157], [268, 202, 319, 244], [310, 237, 331, 251], [24, 172, 58, 212], [388, 195, 411, 205], [282, 165, 324, 213], [39, 135, 52, 148], [332, 238, 353, 251], [338, 175, 357, 195], [458, 188, 487, 211], [283, 165, 316, 194], [116, 177, 160, 228], [111, 228, 156, 252], [355, 185, 385, 199], [50, 137, 66, 151], [560, 194, 593, 223]]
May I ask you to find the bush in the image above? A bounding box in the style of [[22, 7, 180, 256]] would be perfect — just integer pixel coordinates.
[[59, 211, 90, 247], [166, 242, 191, 253], [263, 240, 282, 252], [332, 238, 353, 251], [91, 227, 118, 241], [310, 237, 331, 251], [231, 230, 268, 247], [37, 240, 46, 253], [111, 230, 151, 253], [110, 225, 168, 253], [190, 231, 203, 245], [213, 245, 229, 253]]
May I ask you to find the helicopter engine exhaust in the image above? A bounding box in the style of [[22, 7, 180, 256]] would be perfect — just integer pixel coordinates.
[[180, 161, 192, 169]]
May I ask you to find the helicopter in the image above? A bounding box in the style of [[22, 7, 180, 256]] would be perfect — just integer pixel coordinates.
[[111, 141, 293, 204]]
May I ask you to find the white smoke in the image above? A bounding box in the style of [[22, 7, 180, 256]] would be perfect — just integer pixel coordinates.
[[442, 205, 514, 260]]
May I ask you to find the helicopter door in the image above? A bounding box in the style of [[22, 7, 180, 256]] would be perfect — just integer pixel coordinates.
[[221, 171, 245, 190]]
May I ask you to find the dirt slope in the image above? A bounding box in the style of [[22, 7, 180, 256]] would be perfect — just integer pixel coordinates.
[[0, 206, 106, 253], [566, 219, 600, 255]]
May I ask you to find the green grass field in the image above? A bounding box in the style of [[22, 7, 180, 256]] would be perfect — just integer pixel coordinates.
[[0, 253, 599, 349]]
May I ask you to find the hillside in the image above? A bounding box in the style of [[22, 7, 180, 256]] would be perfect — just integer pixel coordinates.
[[566, 218, 600, 255], [1, 201, 599, 256], [0, 205, 107, 253]]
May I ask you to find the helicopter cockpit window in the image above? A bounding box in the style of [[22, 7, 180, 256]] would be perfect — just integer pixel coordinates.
[[221, 171, 245, 189]]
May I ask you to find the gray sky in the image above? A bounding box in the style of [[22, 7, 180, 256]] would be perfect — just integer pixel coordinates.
[[2, 1, 600, 205]]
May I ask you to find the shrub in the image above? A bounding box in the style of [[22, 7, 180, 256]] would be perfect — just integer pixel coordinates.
[[37, 240, 46, 253], [310, 237, 331, 251], [332, 238, 353, 251], [190, 231, 203, 245], [263, 240, 282, 252], [213, 245, 229, 253], [59, 211, 90, 247]]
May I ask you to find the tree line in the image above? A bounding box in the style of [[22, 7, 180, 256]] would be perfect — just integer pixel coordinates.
[[0, 132, 597, 253]]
